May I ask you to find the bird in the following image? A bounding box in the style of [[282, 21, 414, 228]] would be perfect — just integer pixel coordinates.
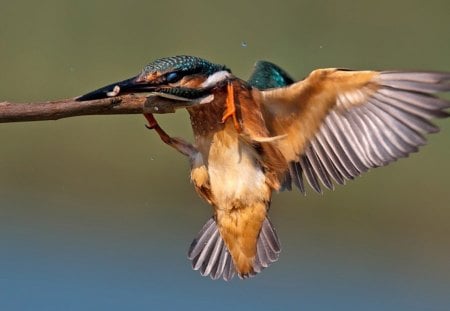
[[77, 55, 450, 280]]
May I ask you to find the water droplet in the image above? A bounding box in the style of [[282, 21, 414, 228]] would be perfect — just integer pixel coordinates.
[[241, 41, 248, 48], [319, 45, 323, 49]]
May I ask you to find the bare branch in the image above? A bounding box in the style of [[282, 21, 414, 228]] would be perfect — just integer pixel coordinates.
[[0, 95, 148, 123]]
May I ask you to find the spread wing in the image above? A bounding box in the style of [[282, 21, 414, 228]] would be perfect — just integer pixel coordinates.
[[259, 69, 450, 193]]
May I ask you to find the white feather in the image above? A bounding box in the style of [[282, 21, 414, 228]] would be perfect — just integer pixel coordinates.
[[201, 70, 232, 88], [207, 131, 268, 209]]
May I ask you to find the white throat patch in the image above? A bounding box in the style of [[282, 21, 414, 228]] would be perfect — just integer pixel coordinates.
[[201, 70, 232, 88]]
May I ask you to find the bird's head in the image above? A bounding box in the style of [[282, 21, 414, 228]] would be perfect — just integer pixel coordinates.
[[76, 55, 231, 103]]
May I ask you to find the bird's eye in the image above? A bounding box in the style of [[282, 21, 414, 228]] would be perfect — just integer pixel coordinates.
[[166, 72, 181, 83]]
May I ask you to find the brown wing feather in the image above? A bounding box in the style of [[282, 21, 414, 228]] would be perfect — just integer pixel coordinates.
[[259, 69, 450, 193]]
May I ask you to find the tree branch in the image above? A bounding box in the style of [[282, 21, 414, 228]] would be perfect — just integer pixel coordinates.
[[0, 95, 149, 123]]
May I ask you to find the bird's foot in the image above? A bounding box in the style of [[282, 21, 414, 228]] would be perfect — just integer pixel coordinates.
[[144, 113, 159, 130], [144, 113, 173, 145], [221, 81, 241, 131], [143, 113, 197, 157]]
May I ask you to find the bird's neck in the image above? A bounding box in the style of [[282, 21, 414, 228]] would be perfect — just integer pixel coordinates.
[[187, 94, 227, 141]]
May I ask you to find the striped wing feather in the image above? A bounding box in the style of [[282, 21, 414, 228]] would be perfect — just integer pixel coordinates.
[[260, 69, 450, 193]]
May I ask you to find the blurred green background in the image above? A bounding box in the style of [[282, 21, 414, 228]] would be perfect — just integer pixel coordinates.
[[1, 1, 449, 310]]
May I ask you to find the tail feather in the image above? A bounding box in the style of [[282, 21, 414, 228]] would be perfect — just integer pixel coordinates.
[[253, 218, 281, 273], [195, 229, 219, 271], [188, 217, 235, 280], [188, 216, 281, 280], [200, 234, 223, 277], [187, 218, 216, 260], [261, 218, 281, 254], [222, 251, 236, 281], [209, 243, 228, 280]]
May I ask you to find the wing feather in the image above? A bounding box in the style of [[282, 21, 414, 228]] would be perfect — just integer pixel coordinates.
[[310, 139, 345, 185], [260, 69, 450, 193]]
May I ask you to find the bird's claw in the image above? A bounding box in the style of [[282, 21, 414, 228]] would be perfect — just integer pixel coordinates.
[[144, 113, 158, 129]]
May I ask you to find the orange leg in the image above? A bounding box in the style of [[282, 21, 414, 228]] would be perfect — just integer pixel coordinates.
[[143, 113, 197, 157], [221, 81, 241, 131]]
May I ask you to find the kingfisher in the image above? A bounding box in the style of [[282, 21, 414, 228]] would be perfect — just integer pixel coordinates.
[[77, 55, 450, 280]]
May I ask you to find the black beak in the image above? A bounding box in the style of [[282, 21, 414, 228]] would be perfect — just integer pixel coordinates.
[[76, 75, 155, 101]]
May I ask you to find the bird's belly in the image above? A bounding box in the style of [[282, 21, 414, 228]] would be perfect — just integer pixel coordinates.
[[206, 132, 270, 210]]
